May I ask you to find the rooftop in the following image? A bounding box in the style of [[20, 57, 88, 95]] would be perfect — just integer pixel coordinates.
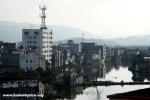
[[107, 87, 150, 100]]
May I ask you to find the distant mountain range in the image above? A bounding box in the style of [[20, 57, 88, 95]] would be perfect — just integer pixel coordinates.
[[0, 21, 95, 42], [0, 21, 150, 46], [58, 36, 150, 46]]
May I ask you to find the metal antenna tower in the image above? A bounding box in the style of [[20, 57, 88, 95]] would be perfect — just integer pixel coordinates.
[[39, 5, 47, 29]]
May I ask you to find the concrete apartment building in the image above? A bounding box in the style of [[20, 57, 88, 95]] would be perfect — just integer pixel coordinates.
[[0, 77, 44, 100], [0, 41, 19, 67], [20, 6, 52, 70], [22, 29, 52, 63], [80, 43, 107, 65]]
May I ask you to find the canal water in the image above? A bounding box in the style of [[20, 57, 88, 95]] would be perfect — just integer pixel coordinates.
[[64, 66, 150, 100], [75, 85, 150, 100], [98, 66, 133, 82]]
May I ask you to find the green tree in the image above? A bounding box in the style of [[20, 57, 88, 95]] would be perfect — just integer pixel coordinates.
[[25, 70, 41, 81], [4, 68, 25, 77]]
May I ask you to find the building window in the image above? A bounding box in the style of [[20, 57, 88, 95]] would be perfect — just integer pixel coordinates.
[[34, 32, 39, 35], [49, 41, 52, 44], [50, 32, 52, 35], [30, 59, 32, 63], [24, 32, 29, 35]]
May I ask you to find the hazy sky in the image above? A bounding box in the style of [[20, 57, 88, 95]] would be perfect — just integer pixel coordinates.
[[1, 0, 150, 38]]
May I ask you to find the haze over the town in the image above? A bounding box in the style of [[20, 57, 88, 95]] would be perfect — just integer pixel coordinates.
[[1, 0, 150, 39]]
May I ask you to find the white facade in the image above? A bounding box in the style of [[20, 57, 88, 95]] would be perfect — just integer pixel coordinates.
[[103, 45, 107, 59], [2, 80, 38, 88], [20, 28, 52, 70], [20, 49, 46, 70], [22, 29, 52, 62], [2, 79, 44, 95]]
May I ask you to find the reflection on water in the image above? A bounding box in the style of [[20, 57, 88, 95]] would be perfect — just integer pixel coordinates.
[[53, 63, 150, 100], [98, 67, 133, 82], [59, 66, 150, 100], [53, 52, 150, 100], [75, 66, 148, 100], [75, 85, 150, 100]]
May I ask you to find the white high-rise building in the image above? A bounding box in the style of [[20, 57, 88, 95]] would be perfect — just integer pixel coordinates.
[[22, 29, 52, 63], [20, 6, 53, 70]]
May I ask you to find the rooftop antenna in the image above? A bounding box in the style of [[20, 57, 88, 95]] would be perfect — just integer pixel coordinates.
[[39, 4, 47, 29]]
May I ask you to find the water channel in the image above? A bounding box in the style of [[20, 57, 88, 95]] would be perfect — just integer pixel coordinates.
[[63, 66, 150, 100]]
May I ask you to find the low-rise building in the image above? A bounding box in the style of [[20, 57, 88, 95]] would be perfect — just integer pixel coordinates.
[[0, 77, 44, 100], [19, 49, 46, 70], [0, 41, 19, 67], [52, 40, 80, 68], [56, 71, 83, 85]]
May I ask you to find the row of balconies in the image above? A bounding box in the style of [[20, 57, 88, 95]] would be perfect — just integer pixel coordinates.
[[42, 40, 52, 44], [42, 36, 52, 40]]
